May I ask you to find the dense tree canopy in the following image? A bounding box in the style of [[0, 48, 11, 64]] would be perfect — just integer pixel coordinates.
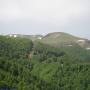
[[0, 36, 90, 90]]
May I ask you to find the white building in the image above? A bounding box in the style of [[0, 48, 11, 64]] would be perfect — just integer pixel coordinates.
[[86, 48, 90, 50], [77, 40, 85, 42], [13, 35, 17, 38], [38, 37, 42, 40]]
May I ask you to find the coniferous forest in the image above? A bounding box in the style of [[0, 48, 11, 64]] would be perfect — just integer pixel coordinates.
[[0, 35, 90, 90]]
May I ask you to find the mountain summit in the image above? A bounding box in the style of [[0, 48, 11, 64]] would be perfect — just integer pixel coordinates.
[[41, 32, 90, 49]]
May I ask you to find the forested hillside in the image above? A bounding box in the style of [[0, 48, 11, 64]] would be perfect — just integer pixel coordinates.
[[0, 36, 90, 90]]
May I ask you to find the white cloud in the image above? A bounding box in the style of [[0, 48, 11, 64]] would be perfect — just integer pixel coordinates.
[[0, 0, 89, 25]]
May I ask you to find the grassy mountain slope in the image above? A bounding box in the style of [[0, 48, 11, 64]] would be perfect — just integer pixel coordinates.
[[41, 32, 90, 48]]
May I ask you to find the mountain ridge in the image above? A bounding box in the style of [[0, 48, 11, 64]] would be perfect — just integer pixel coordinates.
[[41, 32, 90, 49], [7, 32, 90, 49]]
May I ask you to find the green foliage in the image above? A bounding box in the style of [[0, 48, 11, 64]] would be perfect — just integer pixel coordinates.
[[0, 36, 33, 59], [0, 36, 90, 90]]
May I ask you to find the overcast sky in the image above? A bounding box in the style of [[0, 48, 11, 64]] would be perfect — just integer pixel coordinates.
[[0, 0, 90, 39]]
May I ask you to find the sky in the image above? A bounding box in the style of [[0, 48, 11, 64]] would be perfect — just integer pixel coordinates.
[[0, 0, 90, 39]]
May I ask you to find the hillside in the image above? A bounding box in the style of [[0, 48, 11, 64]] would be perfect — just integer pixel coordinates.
[[0, 35, 90, 90], [41, 32, 90, 49]]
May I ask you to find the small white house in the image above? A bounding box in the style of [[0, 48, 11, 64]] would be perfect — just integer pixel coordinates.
[[38, 37, 42, 40], [67, 45, 73, 47], [13, 35, 17, 38], [77, 40, 85, 42], [9, 34, 12, 37], [86, 48, 90, 50]]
